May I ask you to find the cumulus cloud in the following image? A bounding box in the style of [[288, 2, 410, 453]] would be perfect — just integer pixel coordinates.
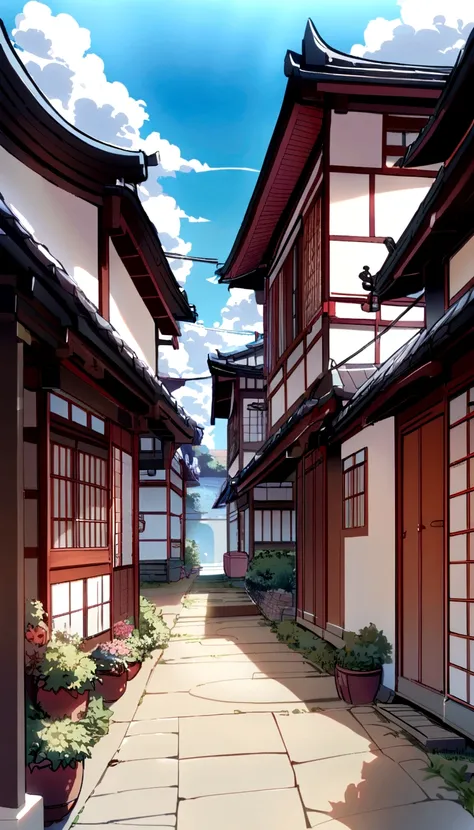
[[11, 2, 258, 289], [158, 290, 263, 436], [351, 0, 474, 64]]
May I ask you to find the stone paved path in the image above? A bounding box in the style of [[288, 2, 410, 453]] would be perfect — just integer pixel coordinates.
[[76, 577, 474, 829]]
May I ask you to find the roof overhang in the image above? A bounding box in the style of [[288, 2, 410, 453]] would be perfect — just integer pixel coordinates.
[[0, 21, 151, 204], [373, 123, 474, 302], [401, 29, 474, 168], [105, 189, 197, 335], [217, 19, 448, 289]]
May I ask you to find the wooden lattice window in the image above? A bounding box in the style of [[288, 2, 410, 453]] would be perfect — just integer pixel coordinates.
[[342, 449, 368, 535], [303, 197, 322, 327], [113, 447, 133, 568], [51, 443, 107, 549]]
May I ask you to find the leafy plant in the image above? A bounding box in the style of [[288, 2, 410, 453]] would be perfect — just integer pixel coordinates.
[[425, 755, 474, 814], [307, 642, 337, 674], [336, 623, 393, 672], [25, 599, 49, 676], [39, 633, 97, 694], [273, 621, 337, 673], [138, 596, 171, 654], [26, 696, 111, 770], [184, 540, 200, 570], [246, 550, 296, 594], [91, 639, 132, 674], [125, 631, 148, 663]]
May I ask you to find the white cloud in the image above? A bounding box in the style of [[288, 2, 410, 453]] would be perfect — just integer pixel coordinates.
[[158, 289, 262, 435], [351, 0, 474, 64], [11, 2, 258, 292]]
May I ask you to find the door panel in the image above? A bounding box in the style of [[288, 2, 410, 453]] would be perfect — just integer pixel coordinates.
[[314, 459, 326, 629], [420, 417, 444, 691], [303, 464, 315, 619], [402, 429, 420, 681], [401, 415, 444, 693]]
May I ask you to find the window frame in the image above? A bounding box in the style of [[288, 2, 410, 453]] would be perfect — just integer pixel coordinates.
[[303, 196, 322, 328], [342, 448, 368, 537]]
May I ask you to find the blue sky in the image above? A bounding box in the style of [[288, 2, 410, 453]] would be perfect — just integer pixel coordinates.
[[3, 0, 471, 447]]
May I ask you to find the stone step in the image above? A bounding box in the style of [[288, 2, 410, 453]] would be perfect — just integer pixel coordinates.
[[376, 702, 466, 751]]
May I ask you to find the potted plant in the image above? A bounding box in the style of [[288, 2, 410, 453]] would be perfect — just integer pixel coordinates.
[[91, 639, 132, 703], [113, 621, 143, 681], [184, 539, 201, 577], [223, 550, 249, 579], [25, 599, 49, 701], [26, 696, 111, 825], [334, 623, 392, 705], [36, 632, 97, 721]]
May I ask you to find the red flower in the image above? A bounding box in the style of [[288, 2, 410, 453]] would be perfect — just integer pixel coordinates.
[[25, 624, 48, 646]]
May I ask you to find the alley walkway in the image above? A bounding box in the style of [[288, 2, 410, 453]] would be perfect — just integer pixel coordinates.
[[76, 577, 474, 829]]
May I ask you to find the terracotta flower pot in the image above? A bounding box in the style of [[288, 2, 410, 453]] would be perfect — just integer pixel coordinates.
[[223, 551, 248, 579], [126, 661, 142, 681], [335, 664, 382, 705], [36, 685, 90, 721], [97, 670, 127, 703], [26, 760, 84, 825]]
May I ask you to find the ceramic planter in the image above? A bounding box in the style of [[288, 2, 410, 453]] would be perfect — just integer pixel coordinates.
[[168, 559, 183, 582], [335, 664, 382, 705], [223, 551, 248, 579], [97, 670, 127, 703], [36, 685, 90, 721], [126, 661, 142, 681], [26, 759, 84, 825]]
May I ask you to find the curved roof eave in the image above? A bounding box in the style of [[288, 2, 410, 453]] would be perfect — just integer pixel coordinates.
[[0, 20, 151, 202]]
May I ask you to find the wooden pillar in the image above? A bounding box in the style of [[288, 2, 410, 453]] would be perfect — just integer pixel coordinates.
[[0, 318, 25, 810]]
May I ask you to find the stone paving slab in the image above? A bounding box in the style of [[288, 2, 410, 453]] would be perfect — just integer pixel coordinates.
[[126, 718, 178, 736], [276, 710, 371, 762], [146, 661, 265, 692], [314, 801, 474, 829], [177, 787, 308, 830], [116, 733, 178, 761], [77, 788, 178, 823], [178, 712, 286, 757], [135, 692, 323, 718], [190, 676, 338, 703], [94, 759, 178, 794], [179, 752, 294, 798], [295, 751, 426, 816]]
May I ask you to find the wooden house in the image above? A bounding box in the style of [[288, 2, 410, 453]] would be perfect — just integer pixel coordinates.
[[209, 337, 296, 559], [326, 28, 474, 736], [0, 20, 201, 823], [216, 21, 450, 657]]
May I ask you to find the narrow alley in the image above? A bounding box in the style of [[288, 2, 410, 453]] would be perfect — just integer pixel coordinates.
[[71, 578, 472, 830]]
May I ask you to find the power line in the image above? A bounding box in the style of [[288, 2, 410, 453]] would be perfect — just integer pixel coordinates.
[[164, 253, 223, 265], [185, 322, 263, 336]]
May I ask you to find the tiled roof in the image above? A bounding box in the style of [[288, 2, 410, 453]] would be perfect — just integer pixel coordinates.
[[0, 193, 203, 442]]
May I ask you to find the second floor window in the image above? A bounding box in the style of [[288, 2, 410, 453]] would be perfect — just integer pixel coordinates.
[[303, 197, 322, 327], [243, 400, 267, 443]]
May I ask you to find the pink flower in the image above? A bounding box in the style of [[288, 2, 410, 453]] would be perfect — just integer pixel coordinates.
[[113, 621, 134, 640]]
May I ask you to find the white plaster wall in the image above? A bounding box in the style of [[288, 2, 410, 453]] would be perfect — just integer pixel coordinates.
[[374, 175, 432, 241], [330, 173, 370, 237], [449, 234, 474, 300], [306, 337, 323, 386], [286, 361, 305, 408], [329, 325, 375, 364], [379, 327, 418, 364], [342, 418, 396, 689], [330, 112, 383, 168], [270, 385, 285, 426], [228, 457, 240, 478], [0, 146, 99, 306], [109, 242, 157, 371], [330, 241, 388, 296]]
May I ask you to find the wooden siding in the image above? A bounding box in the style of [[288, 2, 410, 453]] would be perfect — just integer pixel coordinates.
[[113, 565, 134, 623]]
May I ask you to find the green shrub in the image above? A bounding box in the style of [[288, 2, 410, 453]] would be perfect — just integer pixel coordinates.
[[273, 620, 336, 673], [26, 696, 111, 770], [39, 633, 97, 694], [425, 755, 474, 814], [185, 539, 200, 570], [139, 596, 171, 654], [336, 623, 393, 672], [246, 550, 295, 593]]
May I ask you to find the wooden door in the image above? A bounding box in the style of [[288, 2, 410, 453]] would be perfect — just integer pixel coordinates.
[[298, 451, 326, 629], [401, 415, 444, 692]]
